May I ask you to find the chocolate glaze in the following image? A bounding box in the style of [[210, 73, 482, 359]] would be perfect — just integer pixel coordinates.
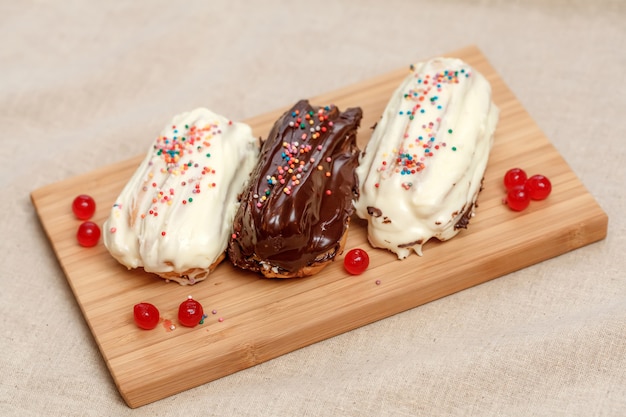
[[228, 100, 363, 276], [367, 206, 382, 218], [454, 203, 473, 230], [454, 178, 484, 230]]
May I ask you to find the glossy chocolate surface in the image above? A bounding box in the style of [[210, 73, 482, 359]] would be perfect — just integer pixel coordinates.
[[228, 100, 362, 275]]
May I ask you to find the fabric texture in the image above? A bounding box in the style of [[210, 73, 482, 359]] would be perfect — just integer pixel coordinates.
[[1, 1, 625, 416]]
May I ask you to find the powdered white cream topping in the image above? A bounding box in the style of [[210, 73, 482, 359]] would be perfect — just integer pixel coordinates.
[[354, 57, 499, 259], [103, 108, 259, 283]]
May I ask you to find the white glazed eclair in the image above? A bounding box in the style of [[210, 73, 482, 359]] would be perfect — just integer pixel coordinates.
[[103, 108, 259, 284], [354, 57, 499, 259]]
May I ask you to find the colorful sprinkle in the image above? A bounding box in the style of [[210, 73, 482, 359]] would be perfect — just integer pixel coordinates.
[[138, 118, 228, 219], [163, 319, 175, 332], [255, 104, 335, 207], [375, 63, 471, 188]]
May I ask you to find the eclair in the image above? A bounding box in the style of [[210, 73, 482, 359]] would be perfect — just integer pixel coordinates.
[[354, 57, 499, 259], [228, 100, 363, 278], [103, 108, 260, 284]]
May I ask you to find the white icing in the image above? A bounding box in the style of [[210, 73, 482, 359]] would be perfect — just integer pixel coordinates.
[[354, 57, 499, 259], [103, 108, 259, 281]]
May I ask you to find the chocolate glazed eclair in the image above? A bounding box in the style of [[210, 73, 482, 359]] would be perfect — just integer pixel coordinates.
[[227, 99, 363, 278]]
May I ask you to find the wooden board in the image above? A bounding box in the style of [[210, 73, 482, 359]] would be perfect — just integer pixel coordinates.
[[31, 46, 608, 408]]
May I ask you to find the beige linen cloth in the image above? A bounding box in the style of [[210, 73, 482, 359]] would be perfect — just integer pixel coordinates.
[[1, 1, 625, 416]]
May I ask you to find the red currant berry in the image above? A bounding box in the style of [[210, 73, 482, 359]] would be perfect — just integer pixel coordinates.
[[72, 194, 96, 220], [503, 168, 527, 191], [525, 174, 552, 200], [344, 248, 370, 275], [77, 221, 101, 247], [178, 296, 204, 327], [505, 185, 531, 211], [133, 302, 160, 330]]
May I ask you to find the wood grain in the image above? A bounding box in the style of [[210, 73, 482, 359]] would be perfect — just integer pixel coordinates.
[[31, 46, 608, 408]]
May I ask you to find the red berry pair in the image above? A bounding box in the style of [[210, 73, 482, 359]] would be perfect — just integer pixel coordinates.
[[72, 194, 101, 247], [503, 168, 552, 211], [133, 296, 205, 330]]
